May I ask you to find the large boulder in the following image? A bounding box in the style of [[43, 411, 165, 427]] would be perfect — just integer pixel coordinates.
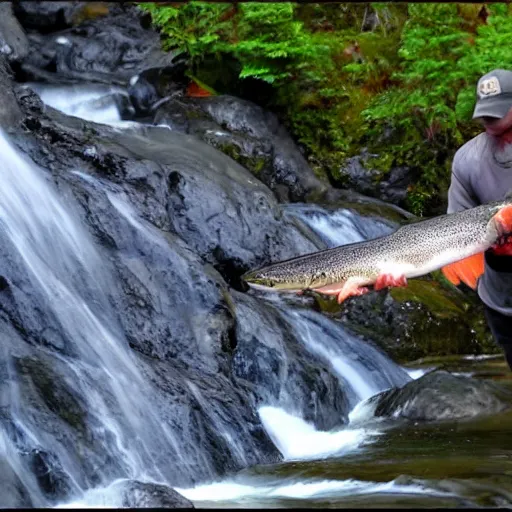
[[339, 150, 419, 208], [154, 95, 330, 203], [114, 480, 194, 508], [369, 370, 512, 421]]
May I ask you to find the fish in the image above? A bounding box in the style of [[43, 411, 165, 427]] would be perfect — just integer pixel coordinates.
[[242, 199, 512, 304]]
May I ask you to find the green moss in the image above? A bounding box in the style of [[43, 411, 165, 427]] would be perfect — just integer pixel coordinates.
[[389, 279, 466, 318], [337, 275, 496, 364], [214, 141, 270, 177]]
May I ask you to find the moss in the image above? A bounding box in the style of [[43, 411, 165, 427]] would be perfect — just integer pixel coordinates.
[[214, 141, 270, 177], [337, 276, 496, 364], [71, 3, 110, 25], [341, 201, 413, 224], [389, 279, 466, 318]]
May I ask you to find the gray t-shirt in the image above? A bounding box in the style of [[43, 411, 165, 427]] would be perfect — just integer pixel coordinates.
[[447, 132, 512, 315]]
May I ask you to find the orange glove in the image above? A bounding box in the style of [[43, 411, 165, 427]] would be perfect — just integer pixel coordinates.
[[490, 235, 512, 256]]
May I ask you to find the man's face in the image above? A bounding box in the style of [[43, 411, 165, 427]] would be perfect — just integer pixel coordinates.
[[479, 106, 512, 136]]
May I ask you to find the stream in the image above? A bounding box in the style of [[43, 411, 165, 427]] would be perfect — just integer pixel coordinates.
[[1, 13, 512, 507]]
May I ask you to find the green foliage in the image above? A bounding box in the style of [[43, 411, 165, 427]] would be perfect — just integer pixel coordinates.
[[139, 2, 331, 85], [140, 2, 512, 216], [361, 3, 512, 215]]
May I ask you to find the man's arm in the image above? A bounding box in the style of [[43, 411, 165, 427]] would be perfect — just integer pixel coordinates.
[[447, 156, 478, 214]]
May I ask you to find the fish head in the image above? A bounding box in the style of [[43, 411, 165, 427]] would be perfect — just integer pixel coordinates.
[[242, 267, 303, 291], [242, 261, 329, 292]]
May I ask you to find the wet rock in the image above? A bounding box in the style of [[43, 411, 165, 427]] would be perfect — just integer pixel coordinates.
[[371, 370, 512, 421], [153, 94, 329, 203], [13, 2, 87, 33], [19, 4, 176, 83], [339, 151, 418, 208], [23, 449, 72, 502], [0, 56, 24, 129], [380, 166, 416, 205], [114, 480, 194, 508], [197, 95, 329, 202], [0, 71, 291, 485], [143, 356, 281, 479], [232, 292, 350, 430], [0, 456, 34, 508], [127, 74, 158, 116], [0, 3, 30, 63]]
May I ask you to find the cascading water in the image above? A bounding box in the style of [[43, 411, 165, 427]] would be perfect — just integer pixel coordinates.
[[24, 83, 135, 127], [0, 128, 224, 505], [284, 203, 396, 247]]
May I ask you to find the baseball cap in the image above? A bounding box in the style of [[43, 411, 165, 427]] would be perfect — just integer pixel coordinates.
[[472, 69, 512, 119]]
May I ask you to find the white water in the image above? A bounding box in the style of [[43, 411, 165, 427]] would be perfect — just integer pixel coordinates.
[[0, 128, 214, 498], [175, 477, 455, 505], [24, 83, 132, 126], [280, 308, 410, 407], [258, 406, 380, 460], [54, 476, 455, 508], [6, 84, 443, 508], [285, 203, 395, 248]]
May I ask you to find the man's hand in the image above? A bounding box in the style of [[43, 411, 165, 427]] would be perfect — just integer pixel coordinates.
[[490, 235, 512, 256]]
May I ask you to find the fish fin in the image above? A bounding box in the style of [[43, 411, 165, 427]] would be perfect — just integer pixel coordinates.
[[374, 273, 407, 291], [494, 204, 512, 236], [441, 252, 484, 290], [313, 280, 370, 304]]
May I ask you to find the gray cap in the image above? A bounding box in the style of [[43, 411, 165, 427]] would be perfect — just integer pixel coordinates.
[[473, 69, 512, 119]]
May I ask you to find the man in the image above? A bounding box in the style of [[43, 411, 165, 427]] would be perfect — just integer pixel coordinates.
[[447, 68, 512, 369]]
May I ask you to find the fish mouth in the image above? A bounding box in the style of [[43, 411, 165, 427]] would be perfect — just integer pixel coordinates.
[[241, 270, 276, 289], [241, 269, 304, 291]]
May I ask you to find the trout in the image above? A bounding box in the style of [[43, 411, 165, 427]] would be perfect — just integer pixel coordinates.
[[242, 200, 512, 304]]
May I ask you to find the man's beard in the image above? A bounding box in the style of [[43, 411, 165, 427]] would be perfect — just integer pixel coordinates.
[[493, 132, 512, 168]]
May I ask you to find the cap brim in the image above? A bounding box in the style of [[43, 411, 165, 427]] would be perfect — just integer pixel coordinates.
[[472, 96, 512, 119]]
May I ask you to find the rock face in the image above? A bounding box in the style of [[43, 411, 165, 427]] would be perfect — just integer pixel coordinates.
[[0, 456, 34, 508], [15, 3, 176, 83], [13, 2, 88, 32], [115, 480, 194, 508], [154, 94, 330, 203], [370, 370, 512, 421], [339, 151, 418, 208], [0, 3, 30, 63]]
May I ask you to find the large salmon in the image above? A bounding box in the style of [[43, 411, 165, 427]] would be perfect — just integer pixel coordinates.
[[242, 200, 512, 304]]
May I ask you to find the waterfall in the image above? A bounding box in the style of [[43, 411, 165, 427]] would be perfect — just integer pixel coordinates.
[[0, 128, 215, 504], [3, 83, 436, 508]]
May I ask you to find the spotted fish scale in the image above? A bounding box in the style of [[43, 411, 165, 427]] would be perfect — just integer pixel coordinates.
[[243, 199, 512, 304]]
